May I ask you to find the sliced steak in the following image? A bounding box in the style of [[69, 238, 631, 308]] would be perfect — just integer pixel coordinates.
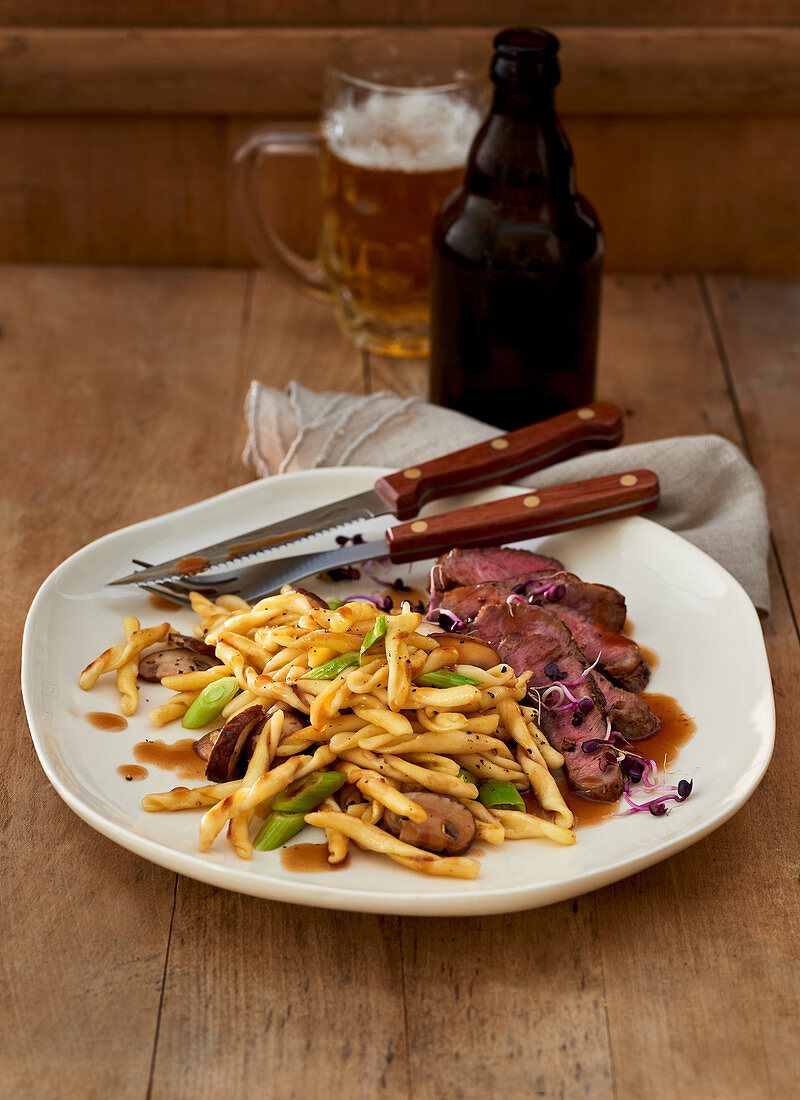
[[433, 582, 516, 626], [551, 609, 650, 694], [592, 671, 660, 741], [436, 583, 649, 693], [515, 571, 627, 633], [429, 546, 563, 607], [429, 546, 627, 633], [468, 602, 623, 801]]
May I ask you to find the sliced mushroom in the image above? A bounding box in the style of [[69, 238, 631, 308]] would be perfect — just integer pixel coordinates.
[[383, 792, 476, 856], [138, 647, 220, 682], [167, 632, 216, 657], [205, 704, 265, 782], [428, 634, 501, 669], [193, 729, 219, 762]]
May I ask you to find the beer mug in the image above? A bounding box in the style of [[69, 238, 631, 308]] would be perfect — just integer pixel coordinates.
[[229, 32, 488, 358]]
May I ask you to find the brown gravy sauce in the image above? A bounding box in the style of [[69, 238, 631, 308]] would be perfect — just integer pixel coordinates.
[[175, 555, 210, 575], [87, 711, 128, 732], [227, 530, 311, 558], [148, 593, 181, 612], [118, 764, 148, 781], [133, 738, 208, 781], [638, 693, 697, 770], [641, 645, 660, 671], [280, 843, 349, 873]]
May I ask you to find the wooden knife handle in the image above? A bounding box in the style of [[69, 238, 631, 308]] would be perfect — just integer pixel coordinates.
[[384, 469, 660, 563], [373, 402, 624, 521]]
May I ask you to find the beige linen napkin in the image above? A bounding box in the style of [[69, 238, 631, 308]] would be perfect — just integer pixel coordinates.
[[244, 380, 771, 613]]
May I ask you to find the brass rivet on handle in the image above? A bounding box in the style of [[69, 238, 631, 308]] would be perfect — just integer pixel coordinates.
[[410, 520, 428, 533], [577, 407, 596, 420], [403, 467, 422, 479], [619, 474, 638, 486], [523, 495, 541, 508], [491, 438, 510, 450]]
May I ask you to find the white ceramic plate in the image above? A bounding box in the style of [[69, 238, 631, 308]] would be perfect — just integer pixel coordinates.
[[22, 467, 774, 916]]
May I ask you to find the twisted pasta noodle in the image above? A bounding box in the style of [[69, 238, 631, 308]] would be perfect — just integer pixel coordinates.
[[116, 616, 141, 716], [160, 665, 231, 693], [348, 767, 428, 822], [318, 796, 349, 864], [79, 621, 170, 690], [455, 754, 527, 786], [147, 689, 199, 727], [492, 808, 575, 846], [227, 710, 283, 860]]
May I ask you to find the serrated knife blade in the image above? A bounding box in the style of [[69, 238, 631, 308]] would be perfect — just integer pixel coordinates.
[[109, 488, 388, 586]]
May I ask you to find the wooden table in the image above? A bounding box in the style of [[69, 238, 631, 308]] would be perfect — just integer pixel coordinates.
[[4, 265, 799, 1099]]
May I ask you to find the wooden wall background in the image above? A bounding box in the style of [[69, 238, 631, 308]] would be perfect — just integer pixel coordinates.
[[0, 2, 798, 274]]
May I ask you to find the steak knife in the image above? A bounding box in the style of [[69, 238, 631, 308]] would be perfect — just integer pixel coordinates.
[[110, 402, 623, 586], [149, 470, 660, 601]]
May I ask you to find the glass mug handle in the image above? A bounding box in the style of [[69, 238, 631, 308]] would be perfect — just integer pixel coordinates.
[[228, 127, 331, 298]]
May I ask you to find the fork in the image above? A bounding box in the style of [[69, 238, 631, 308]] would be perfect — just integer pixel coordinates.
[[131, 550, 346, 608]]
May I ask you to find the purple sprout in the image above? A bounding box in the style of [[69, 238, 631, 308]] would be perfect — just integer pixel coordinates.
[[618, 778, 693, 817], [433, 608, 465, 631]]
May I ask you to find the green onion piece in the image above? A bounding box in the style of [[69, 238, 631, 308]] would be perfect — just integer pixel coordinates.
[[327, 598, 343, 610], [181, 676, 241, 729], [414, 670, 481, 688], [457, 768, 475, 785], [305, 651, 360, 680], [360, 614, 387, 662], [253, 811, 307, 851], [478, 780, 526, 812], [271, 771, 347, 813]]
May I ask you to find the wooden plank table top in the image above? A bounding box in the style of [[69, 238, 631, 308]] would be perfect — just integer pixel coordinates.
[[3, 264, 798, 1099]]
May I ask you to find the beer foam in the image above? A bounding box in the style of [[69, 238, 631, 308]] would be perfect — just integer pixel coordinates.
[[324, 91, 482, 173]]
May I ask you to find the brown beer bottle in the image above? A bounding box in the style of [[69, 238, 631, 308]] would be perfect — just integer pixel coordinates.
[[429, 27, 603, 428]]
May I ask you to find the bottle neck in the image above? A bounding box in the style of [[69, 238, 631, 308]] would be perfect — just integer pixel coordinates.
[[464, 87, 576, 206]]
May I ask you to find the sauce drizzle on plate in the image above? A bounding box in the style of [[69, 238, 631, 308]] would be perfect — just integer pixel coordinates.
[[88, 711, 127, 732], [118, 765, 148, 781], [281, 843, 349, 873], [133, 738, 208, 781]]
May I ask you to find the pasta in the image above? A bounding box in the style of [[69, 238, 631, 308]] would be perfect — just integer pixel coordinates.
[[79, 589, 576, 879]]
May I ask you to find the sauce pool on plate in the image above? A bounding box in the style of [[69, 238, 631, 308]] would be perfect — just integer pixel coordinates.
[[148, 593, 182, 613], [133, 738, 208, 781], [118, 765, 148, 781], [280, 844, 349, 873], [87, 711, 128, 732]]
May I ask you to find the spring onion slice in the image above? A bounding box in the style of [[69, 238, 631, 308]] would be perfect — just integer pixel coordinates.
[[414, 670, 481, 688], [360, 614, 387, 662], [253, 811, 307, 851], [305, 651, 360, 680], [181, 676, 240, 729], [271, 771, 347, 814], [478, 780, 526, 812]]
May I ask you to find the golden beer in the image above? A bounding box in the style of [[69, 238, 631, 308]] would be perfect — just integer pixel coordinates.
[[230, 33, 487, 357], [320, 94, 482, 357]]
